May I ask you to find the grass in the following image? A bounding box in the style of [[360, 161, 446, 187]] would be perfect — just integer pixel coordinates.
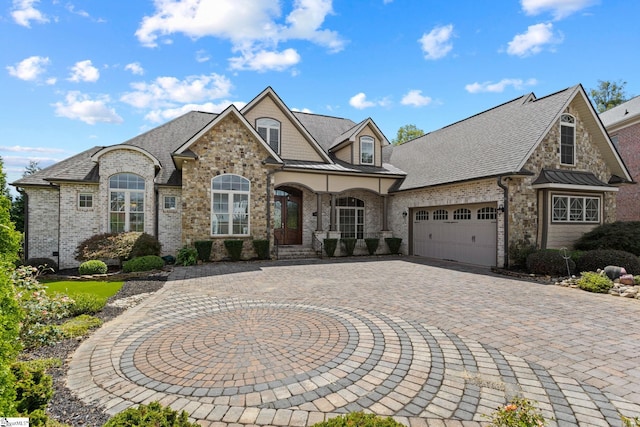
[[43, 280, 124, 299]]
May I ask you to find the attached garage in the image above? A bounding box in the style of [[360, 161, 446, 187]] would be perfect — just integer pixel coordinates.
[[411, 203, 497, 267]]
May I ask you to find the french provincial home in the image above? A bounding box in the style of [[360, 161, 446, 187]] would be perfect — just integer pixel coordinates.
[[14, 85, 632, 269]]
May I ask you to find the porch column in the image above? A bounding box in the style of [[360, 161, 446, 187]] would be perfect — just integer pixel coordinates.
[[316, 193, 323, 231], [382, 195, 389, 231], [329, 193, 337, 231]]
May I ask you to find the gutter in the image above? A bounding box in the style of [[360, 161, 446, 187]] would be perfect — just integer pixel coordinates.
[[497, 176, 509, 268]]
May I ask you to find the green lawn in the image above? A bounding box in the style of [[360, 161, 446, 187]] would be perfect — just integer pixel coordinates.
[[43, 280, 124, 299]]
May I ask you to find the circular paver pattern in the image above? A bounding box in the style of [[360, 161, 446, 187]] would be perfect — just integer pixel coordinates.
[[70, 293, 634, 426]]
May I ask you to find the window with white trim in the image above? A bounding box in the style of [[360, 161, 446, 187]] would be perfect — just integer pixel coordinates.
[[336, 197, 364, 239], [360, 136, 374, 165], [164, 196, 176, 210], [477, 207, 496, 220], [211, 174, 250, 235], [552, 195, 600, 223], [415, 210, 428, 221], [256, 118, 280, 154], [78, 193, 93, 208], [109, 173, 145, 232], [560, 114, 576, 165], [433, 209, 448, 220], [453, 208, 471, 220]]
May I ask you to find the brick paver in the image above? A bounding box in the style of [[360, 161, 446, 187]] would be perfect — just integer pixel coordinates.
[[67, 257, 640, 426]]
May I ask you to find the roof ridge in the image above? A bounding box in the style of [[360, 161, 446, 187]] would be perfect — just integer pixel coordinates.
[[292, 110, 353, 121]]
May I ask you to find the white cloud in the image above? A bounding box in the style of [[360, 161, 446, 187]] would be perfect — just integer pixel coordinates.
[[506, 23, 562, 57], [11, 0, 49, 27], [0, 145, 65, 153], [291, 107, 313, 113], [349, 92, 389, 110], [145, 101, 246, 123], [521, 0, 598, 20], [229, 48, 301, 72], [401, 90, 432, 107], [121, 73, 233, 109], [465, 78, 538, 94], [53, 91, 123, 124], [135, 0, 345, 72], [6, 56, 50, 81], [419, 24, 454, 60], [125, 62, 145, 75], [195, 50, 210, 63], [68, 60, 100, 82]]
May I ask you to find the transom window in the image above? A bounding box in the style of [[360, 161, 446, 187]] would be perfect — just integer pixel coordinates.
[[211, 174, 250, 235], [453, 208, 471, 220], [552, 195, 600, 223], [360, 136, 374, 165], [257, 118, 280, 154], [477, 207, 496, 220], [78, 193, 93, 208], [109, 173, 145, 232], [336, 197, 364, 239], [415, 210, 428, 221], [433, 209, 448, 220], [560, 114, 576, 165]]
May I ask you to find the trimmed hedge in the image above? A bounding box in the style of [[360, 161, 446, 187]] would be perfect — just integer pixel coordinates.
[[194, 240, 213, 262], [575, 249, 640, 275], [324, 238, 338, 257], [365, 238, 379, 255], [224, 240, 243, 261], [526, 249, 575, 276], [574, 221, 640, 256], [78, 260, 108, 275], [341, 238, 357, 256], [123, 255, 165, 273], [385, 237, 402, 254], [104, 401, 199, 427], [252, 239, 270, 260]]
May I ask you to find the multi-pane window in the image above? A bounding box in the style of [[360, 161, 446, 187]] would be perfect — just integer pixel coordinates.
[[560, 114, 575, 165], [256, 118, 280, 154], [453, 208, 471, 220], [164, 196, 176, 210], [477, 207, 496, 220], [433, 209, 448, 220], [552, 195, 600, 223], [78, 193, 93, 208], [211, 174, 250, 235], [360, 136, 374, 165], [415, 210, 428, 221], [336, 197, 364, 239], [109, 173, 145, 232]]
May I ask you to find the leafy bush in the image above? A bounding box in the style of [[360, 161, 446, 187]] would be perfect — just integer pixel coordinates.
[[12, 359, 57, 414], [576, 271, 613, 293], [526, 249, 575, 276], [575, 249, 640, 275], [123, 255, 165, 273], [485, 396, 547, 426], [252, 239, 270, 260], [23, 258, 58, 273], [103, 401, 200, 427], [224, 240, 243, 261], [0, 261, 22, 416], [0, 196, 21, 265], [574, 221, 640, 256], [61, 314, 103, 338], [324, 238, 338, 257], [66, 292, 107, 316], [364, 238, 379, 255], [311, 412, 405, 427], [508, 239, 537, 269], [75, 232, 161, 263], [622, 416, 640, 427], [385, 237, 402, 254], [341, 238, 357, 256], [194, 240, 213, 262], [78, 260, 108, 275], [176, 246, 197, 266]]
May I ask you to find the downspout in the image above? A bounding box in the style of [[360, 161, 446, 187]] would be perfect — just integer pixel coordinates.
[[56, 185, 61, 267], [497, 176, 509, 268], [266, 169, 272, 242], [19, 188, 28, 260], [154, 185, 159, 239]]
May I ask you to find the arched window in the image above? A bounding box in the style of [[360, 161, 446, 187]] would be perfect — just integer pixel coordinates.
[[360, 136, 374, 165], [212, 174, 250, 235], [109, 173, 145, 232], [477, 207, 496, 220], [433, 209, 448, 221], [257, 118, 281, 154], [415, 210, 428, 221], [336, 197, 364, 239], [560, 114, 575, 165]]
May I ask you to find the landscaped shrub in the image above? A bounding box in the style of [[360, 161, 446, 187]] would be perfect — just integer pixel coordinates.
[[324, 238, 338, 257], [485, 396, 547, 426], [224, 240, 243, 261], [23, 257, 58, 273], [194, 240, 213, 262], [61, 314, 103, 338], [176, 246, 197, 266], [66, 293, 107, 316], [75, 232, 161, 264], [123, 255, 165, 273], [341, 238, 357, 256], [310, 412, 405, 427], [252, 239, 270, 260], [11, 359, 57, 414], [130, 233, 162, 258], [364, 238, 379, 255], [162, 255, 176, 265], [385, 237, 402, 254], [78, 260, 108, 275], [103, 401, 200, 427], [577, 271, 613, 293], [508, 239, 537, 270], [575, 249, 640, 275], [574, 221, 640, 256], [526, 249, 575, 276], [0, 262, 22, 416]]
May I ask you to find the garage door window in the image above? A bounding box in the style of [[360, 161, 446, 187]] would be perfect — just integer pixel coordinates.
[[337, 197, 364, 239], [433, 209, 448, 220], [453, 208, 471, 220], [477, 207, 496, 220], [415, 210, 428, 221]]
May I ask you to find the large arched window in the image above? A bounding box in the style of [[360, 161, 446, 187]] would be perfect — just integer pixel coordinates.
[[109, 173, 145, 232], [256, 118, 281, 154], [560, 114, 575, 165], [212, 174, 250, 235], [336, 197, 364, 239]]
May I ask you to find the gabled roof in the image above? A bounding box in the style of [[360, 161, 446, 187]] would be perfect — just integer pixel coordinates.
[[293, 112, 356, 153], [13, 146, 103, 187], [329, 118, 390, 151], [386, 84, 632, 192], [599, 95, 640, 130]]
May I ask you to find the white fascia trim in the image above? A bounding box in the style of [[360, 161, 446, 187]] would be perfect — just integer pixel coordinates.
[[531, 183, 618, 192]]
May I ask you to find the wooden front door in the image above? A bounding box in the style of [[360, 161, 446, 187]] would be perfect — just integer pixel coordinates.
[[274, 188, 302, 245]]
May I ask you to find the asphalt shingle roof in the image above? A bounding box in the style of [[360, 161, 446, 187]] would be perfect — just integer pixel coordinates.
[[293, 112, 357, 153], [599, 95, 640, 128]]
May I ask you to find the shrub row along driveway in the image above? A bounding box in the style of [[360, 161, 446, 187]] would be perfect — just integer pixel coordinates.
[[68, 258, 640, 426]]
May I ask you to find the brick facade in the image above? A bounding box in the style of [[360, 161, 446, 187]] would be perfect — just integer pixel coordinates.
[[23, 187, 60, 264], [610, 122, 640, 220]]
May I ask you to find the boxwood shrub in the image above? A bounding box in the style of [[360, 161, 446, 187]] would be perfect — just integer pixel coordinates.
[[385, 237, 402, 254], [526, 249, 575, 276], [252, 239, 270, 260], [194, 240, 213, 262], [341, 238, 357, 256], [577, 271, 613, 293], [103, 401, 199, 427], [123, 255, 165, 273], [78, 259, 108, 275], [574, 221, 640, 256], [224, 240, 243, 261], [575, 249, 640, 275], [324, 238, 338, 257], [364, 238, 379, 255]]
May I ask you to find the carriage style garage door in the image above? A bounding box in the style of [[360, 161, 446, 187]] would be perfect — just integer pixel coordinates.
[[412, 203, 497, 267]]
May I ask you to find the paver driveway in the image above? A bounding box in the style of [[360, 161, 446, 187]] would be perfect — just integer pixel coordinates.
[[68, 258, 640, 426]]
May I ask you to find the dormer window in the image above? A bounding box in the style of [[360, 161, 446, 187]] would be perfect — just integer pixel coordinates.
[[560, 114, 575, 165], [360, 136, 374, 165], [257, 118, 280, 154]]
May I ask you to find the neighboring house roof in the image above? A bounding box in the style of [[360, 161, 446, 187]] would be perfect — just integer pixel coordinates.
[[386, 84, 632, 192], [599, 95, 640, 130]]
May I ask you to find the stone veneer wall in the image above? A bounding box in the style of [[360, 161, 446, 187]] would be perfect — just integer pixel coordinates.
[[181, 113, 273, 261], [58, 183, 100, 269], [23, 187, 60, 265], [157, 187, 182, 256]]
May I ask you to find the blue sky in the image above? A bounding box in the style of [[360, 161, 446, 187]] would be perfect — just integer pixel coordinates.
[[2, 0, 639, 189]]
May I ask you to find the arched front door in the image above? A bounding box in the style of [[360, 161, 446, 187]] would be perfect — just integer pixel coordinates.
[[274, 187, 302, 245]]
